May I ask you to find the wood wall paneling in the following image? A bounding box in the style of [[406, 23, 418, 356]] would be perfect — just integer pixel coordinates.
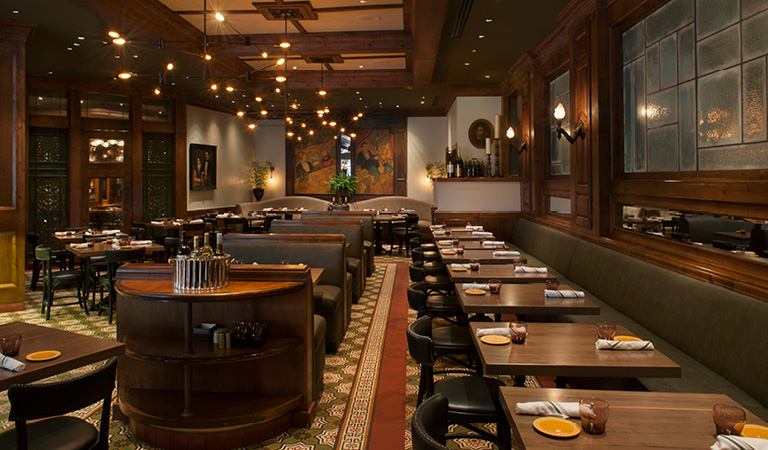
[[174, 98, 187, 220], [68, 89, 84, 227], [433, 212, 523, 243], [571, 22, 592, 232]]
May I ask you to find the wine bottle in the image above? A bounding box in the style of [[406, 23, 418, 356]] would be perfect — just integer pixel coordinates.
[[214, 232, 224, 255], [178, 231, 190, 256], [189, 236, 201, 258], [455, 146, 464, 178], [201, 232, 213, 256], [446, 147, 455, 178]]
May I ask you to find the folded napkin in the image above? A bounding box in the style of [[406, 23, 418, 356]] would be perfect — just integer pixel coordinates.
[[475, 327, 511, 338], [514, 266, 548, 274], [514, 401, 580, 419], [71, 243, 88, 249], [451, 263, 470, 269], [0, 355, 25, 372], [544, 289, 585, 298], [440, 248, 458, 254], [433, 230, 446, 236], [216, 214, 229, 218], [438, 240, 453, 245], [595, 339, 655, 350], [102, 230, 121, 235], [263, 208, 273, 211], [281, 207, 288, 211], [710, 436, 768, 450], [472, 231, 494, 236], [462, 283, 490, 291], [482, 241, 506, 247], [545, 297, 586, 305], [429, 225, 444, 230], [131, 240, 153, 246], [465, 225, 484, 231], [172, 222, 182, 226], [150, 221, 164, 225], [493, 250, 521, 257], [54, 231, 67, 236], [189, 219, 204, 224], [401, 209, 416, 214]]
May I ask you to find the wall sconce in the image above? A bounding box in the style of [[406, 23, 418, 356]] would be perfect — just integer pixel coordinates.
[[506, 126, 528, 154], [553, 102, 586, 143], [269, 165, 275, 183]]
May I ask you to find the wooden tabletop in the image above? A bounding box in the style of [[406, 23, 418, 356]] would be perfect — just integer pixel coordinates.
[[456, 283, 599, 315], [448, 265, 553, 283], [500, 387, 767, 449], [0, 322, 124, 390], [432, 230, 494, 241], [52, 231, 127, 243], [435, 240, 509, 250], [146, 221, 187, 229], [66, 242, 165, 258], [712, 231, 751, 242], [441, 249, 527, 264], [470, 322, 681, 378]]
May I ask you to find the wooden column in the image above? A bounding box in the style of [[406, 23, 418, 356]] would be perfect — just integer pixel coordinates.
[[0, 19, 34, 310]]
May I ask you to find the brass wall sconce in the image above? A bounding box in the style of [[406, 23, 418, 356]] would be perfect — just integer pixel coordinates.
[[506, 126, 528, 154], [269, 165, 275, 183], [553, 102, 586, 143]]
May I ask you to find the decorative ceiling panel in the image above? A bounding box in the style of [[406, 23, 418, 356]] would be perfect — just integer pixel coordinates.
[[331, 57, 405, 71]]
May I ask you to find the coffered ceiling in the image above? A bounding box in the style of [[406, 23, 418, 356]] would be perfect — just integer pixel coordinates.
[[2, 0, 570, 116]]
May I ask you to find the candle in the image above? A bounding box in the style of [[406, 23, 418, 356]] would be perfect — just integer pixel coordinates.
[[494, 114, 501, 139], [485, 137, 492, 155]]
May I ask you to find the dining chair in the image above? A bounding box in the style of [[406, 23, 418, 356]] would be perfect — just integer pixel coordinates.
[[164, 236, 180, 260], [411, 393, 450, 450], [35, 246, 85, 320], [0, 358, 116, 450], [409, 264, 453, 295], [224, 217, 249, 233], [392, 214, 419, 256], [93, 247, 146, 324], [412, 247, 447, 276], [408, 281, 466, 325], [407, 316, 510, 450]]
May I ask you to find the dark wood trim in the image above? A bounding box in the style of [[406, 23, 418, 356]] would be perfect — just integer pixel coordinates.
[[130, 94, 143, 228], [174, 98, 187, 220]]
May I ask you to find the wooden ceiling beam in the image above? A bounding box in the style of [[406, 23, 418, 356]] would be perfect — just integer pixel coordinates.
[[246, 69, 413, 90], [410, 0, 448, 89], [211, 31, 412, 56]]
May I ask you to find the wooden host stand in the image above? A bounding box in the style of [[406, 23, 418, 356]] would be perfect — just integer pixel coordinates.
[[115, 263, 314, 449]]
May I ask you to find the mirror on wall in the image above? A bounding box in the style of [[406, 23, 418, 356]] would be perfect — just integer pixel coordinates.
[[89, 137, 125, 163], [547, 196, 571, 216], [619, 204, 768, 258], [89, 177, 124, 229]]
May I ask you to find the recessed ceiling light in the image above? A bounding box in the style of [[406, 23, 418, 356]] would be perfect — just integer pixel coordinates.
[[478, 35, 485, 39], [66, 47, 72, 51], [78, 36, 85, 40], [485, 75, 491, 78], [292, 66, 297, 69], [356, 91, 360, 94], [215, 12, 224, 21], [485, 18, 493, 22], [359, 65, 364, 68], [464, 62, 470, 65], [48, 71, 53, 75], [471, 49, 477, 53], [11, 9, 20, 14], [132, 54, 138, 58], [115, 55, 120, 58], [73, 43, 80, 46]]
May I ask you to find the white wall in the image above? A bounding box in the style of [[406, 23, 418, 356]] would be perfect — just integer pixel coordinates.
[[407, 116, 448, 202], [186, 106, 255, 211], [447, 96, 503, 163], [434, 181, 521, 212], [253, 120, 286, 201]]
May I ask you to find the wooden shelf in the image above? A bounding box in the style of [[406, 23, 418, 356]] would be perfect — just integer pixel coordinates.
[[123, 335, 301, 364], [119, 388, 302, 428], [433, 176, 521, 182]]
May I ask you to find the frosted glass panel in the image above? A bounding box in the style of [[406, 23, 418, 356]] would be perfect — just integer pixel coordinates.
[[743, 0, 768, 18], [645, 0, 694, 44], [648, 125, 679, 172], [743, 58, 767, 143], [623, 65, 635, 173], [697, 25, 741, 76], [660, 35, 678, 89], [679, 81, 697, 170], [742, 9, 768, 61], [696, 0, 739, 40], [698, 66, 741, 147], [678, 25, 696, 82], [647, 43, 660, 93], [699, 142, 768, 170], [623, 22, 645, 64], [633, 58, 647, 172], [647, 87, 678, 129]]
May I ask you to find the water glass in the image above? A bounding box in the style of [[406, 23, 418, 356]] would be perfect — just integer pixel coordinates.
[[508, 322, 527, 344], [452, 237, 460, 246], [713, 404, 746, 435], [469, 260, 480, 271], [1, 333, 22, 357], [579, 397, 609, 434], [456, 245, 464, 255], [488, 279, 502, 294], [546, 279, 560, 290], [596, 322, 616, 340]]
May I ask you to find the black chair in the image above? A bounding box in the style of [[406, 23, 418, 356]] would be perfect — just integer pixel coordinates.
[[130, 222, 145, 240], [409, 264, 453, 295], [164, 236, 180, 260], [392, 214, 419, 256], [202, 215, 217, 232], [183, 222, 206, 236], [412, 394, 450, 450], [27, 233, 68, 291], [408, 281, 466, 325], [0, 358, 117, 450], [35, 246, 85, 320], [407, 316, 510, 450], [224, 217, 249, 233], [93, 247, 146, 324], [713, 239, 738, 250], [412, 247, 447, 276]]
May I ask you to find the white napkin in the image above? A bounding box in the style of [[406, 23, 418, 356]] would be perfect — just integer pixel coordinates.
[[544, 289, 585, 298], [451, 263, 470, 269], [462, 283, 490, 291], [475, 327, 511, 338], [71, 243, 88, 249], [102, 230, 121, 235], [172, 222, 182, 226], [514, 266, 548, 273], [472, 231, 494, 236], [482, 241, 506, 247], [150, 221, 164, 225], [131, 240, 153, 246], [514, 401, 580, 419], [433, 230, 446, 236], [545, 297, 586, 305], [595, 339, 655, 350], [281, 207, 288, 211], [438, 240, 453, 245], [189, 219, 204, 224], [0, 355, 25, 372], [493, 250, 521, 257], [465, 225, 484, 231], [263, 208, 273, 211], [429, 225, 443, 230], [440, 248, 458, 254], [54, 231, 67, 236], [216, 214, 228, 218], [710, 435, 768, 450]]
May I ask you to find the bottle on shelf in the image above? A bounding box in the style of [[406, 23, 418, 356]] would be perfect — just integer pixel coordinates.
[[189, 236, 201, 258], [455, 146, 464, 178], [201, 232, 213, 257], [215, 232, 224, 255], [446, 147, 455, 178], [178, 231, 190, 256]]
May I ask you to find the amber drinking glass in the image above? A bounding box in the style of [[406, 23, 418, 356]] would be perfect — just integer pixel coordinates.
[[508, 322, 527, 344], [713, 404, 746, 435], [579, 397, 610, 434], [1, 333, 22, 357], [469, 260, 480, 271], [596, 322, 616, 340], [545, 279, 560, 290], [488, 279, 502, 294]]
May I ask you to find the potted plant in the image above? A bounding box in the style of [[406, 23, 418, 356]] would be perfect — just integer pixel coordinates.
[[426, 161, 446, 184], [326, 172, 357, 210], [249, 160, 273, 201]]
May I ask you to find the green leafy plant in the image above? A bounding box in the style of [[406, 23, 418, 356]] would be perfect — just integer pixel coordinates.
[[426, 161, 446, 181], [326, 172, 358, 202], [249, 160, 274, 188]]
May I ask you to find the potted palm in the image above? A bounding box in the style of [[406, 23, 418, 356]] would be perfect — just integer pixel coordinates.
[[249, 160, 273, 201], [426, 161, 446, 184], [326, 173, 357, 210]]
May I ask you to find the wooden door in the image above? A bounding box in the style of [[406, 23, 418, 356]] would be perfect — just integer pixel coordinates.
[[0, 20, 34, 310]]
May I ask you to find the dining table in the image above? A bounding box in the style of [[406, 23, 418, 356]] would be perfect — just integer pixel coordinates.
[[373, 213, 407, 254], [0, 321, 124, 390], [66, 241, 165, 259], [455, 283, 599, 316], [470, 322, 680, 387], [447, 264, 554, 283], [52, 230, 127, 244], [499, 386, 768, 449], [434, 240, 509, 250], [441, 249, 527, 265], [432, 229, 495, 241]]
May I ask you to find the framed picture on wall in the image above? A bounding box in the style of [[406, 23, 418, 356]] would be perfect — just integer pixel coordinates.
[[468, 119, 493, 149], [189, 143, 216, 191]]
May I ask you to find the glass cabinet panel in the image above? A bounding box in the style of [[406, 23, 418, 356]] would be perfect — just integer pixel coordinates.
[[89, 177, 124, 229], [89, 138, 125, 163]]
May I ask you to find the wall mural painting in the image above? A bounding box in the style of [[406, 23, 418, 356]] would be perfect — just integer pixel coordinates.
[[354, 129, 394, 194], [294, 128, 337, 194]]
